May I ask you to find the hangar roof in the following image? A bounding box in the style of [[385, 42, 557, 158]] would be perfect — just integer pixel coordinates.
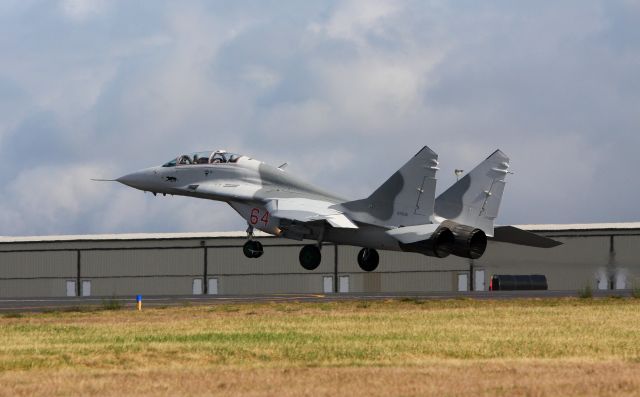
[[0, 223, 640, 243], [515, 222, 640, 232]]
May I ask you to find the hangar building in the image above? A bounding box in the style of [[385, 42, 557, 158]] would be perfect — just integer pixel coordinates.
[[0, 223, 638, 298]]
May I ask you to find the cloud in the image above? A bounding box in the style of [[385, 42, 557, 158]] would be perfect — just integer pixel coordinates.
[[0, 1, 639, 236], [0, 162, 244, 236], [59, 0, 108, 22], [0, 164, 109, 235], [310, 0, 400, 44]]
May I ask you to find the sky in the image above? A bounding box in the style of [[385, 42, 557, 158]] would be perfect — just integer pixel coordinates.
[[0, 0, 639, 236]]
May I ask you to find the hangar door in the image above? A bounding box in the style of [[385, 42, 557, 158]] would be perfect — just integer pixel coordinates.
[[66, 280, 76, 297], [457, 274, 468, 292], [474, 270, 485, 291]]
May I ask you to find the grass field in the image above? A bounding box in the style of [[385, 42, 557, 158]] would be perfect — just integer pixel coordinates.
[[1, 298, 640, 396]]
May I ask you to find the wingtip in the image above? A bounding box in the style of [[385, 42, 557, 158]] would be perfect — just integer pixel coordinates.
[[549, 239, 564, 247]]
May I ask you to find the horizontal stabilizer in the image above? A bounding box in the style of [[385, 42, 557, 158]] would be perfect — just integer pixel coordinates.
[[491, 226, 562, 248], [386, 224, 440, 244]]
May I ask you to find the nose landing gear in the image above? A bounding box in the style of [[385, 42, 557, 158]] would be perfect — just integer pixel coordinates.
[[357, 248, 379, 272], [243, 240, 263, 258], [243, 225, 263, 259]]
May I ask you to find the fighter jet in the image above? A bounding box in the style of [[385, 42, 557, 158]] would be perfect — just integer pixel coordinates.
[[112, 147, 560, 271]]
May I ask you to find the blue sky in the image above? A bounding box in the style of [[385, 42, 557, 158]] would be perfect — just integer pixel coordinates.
[[0, 0, 639, 235]]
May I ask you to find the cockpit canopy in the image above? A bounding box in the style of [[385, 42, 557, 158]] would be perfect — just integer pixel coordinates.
[[162, 150, 242, 167]]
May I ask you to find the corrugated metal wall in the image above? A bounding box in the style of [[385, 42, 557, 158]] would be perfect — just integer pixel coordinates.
[[477, 236, 614, 290], [82, 249, 203, 296], [209, 244, 334, 294], [0, 230, 639, 298], [337, 246, 470, 292], [0, 251, 76, 297]]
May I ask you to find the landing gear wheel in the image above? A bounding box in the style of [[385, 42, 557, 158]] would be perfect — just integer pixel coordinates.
[[243, 240, 264, 258], [299, 245, 322, 270], [357, 248, 379, 272]]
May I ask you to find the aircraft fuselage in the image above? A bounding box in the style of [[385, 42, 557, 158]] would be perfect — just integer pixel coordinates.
[[118, 156, 400, 252]]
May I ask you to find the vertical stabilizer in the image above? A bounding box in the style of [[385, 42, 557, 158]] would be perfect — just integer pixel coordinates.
[[340, 146, 440, 227], [434, 150, 510, 236]]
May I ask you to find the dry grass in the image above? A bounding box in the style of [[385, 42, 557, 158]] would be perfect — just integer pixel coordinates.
[[3, 362, 640, 397], [1, 298, 639, 396]]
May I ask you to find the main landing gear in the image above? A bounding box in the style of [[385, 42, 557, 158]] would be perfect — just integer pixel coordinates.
[[299, 245, 322, 270], [297, 246, 379, 272], [357, 248, 379, 272]]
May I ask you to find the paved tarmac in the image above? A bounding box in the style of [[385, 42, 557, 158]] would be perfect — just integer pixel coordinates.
[[0, 290, 634, 312]]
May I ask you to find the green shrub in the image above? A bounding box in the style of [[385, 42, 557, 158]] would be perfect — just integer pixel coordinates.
[[101, 297, 124, 311], [579, 285, 593, 299]]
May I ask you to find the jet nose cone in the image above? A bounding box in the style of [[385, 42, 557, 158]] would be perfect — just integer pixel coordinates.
[[116, 173, 137, 188], [117, 170, 148, 189], [117, 167, 161, 191]]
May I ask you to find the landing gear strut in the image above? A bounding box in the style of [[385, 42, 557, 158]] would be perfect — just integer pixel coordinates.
[[299, 245, 321, 270], [357, 248, 379, 272]]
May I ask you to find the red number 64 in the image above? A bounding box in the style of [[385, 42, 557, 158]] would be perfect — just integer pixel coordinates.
[[250, 208, 270, 226]]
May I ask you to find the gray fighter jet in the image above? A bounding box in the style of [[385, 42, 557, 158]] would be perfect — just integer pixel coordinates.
[[113, 147, 560, 271]]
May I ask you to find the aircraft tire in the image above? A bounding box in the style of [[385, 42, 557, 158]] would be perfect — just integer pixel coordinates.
[[357, 248, 379, 272], [252, 241, 264, 258], [243, 240, 264, 259], [299, 245, 321, 270]]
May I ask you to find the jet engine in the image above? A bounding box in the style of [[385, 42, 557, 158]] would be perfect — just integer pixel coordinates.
[[399, 221, 487, 259], [441, 221, 487, 259], [399, 226, 454, 258]]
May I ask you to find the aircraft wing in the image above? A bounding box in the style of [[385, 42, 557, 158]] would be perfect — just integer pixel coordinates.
[[265, 198, 358, 229], [491, 226, 562, 248]]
